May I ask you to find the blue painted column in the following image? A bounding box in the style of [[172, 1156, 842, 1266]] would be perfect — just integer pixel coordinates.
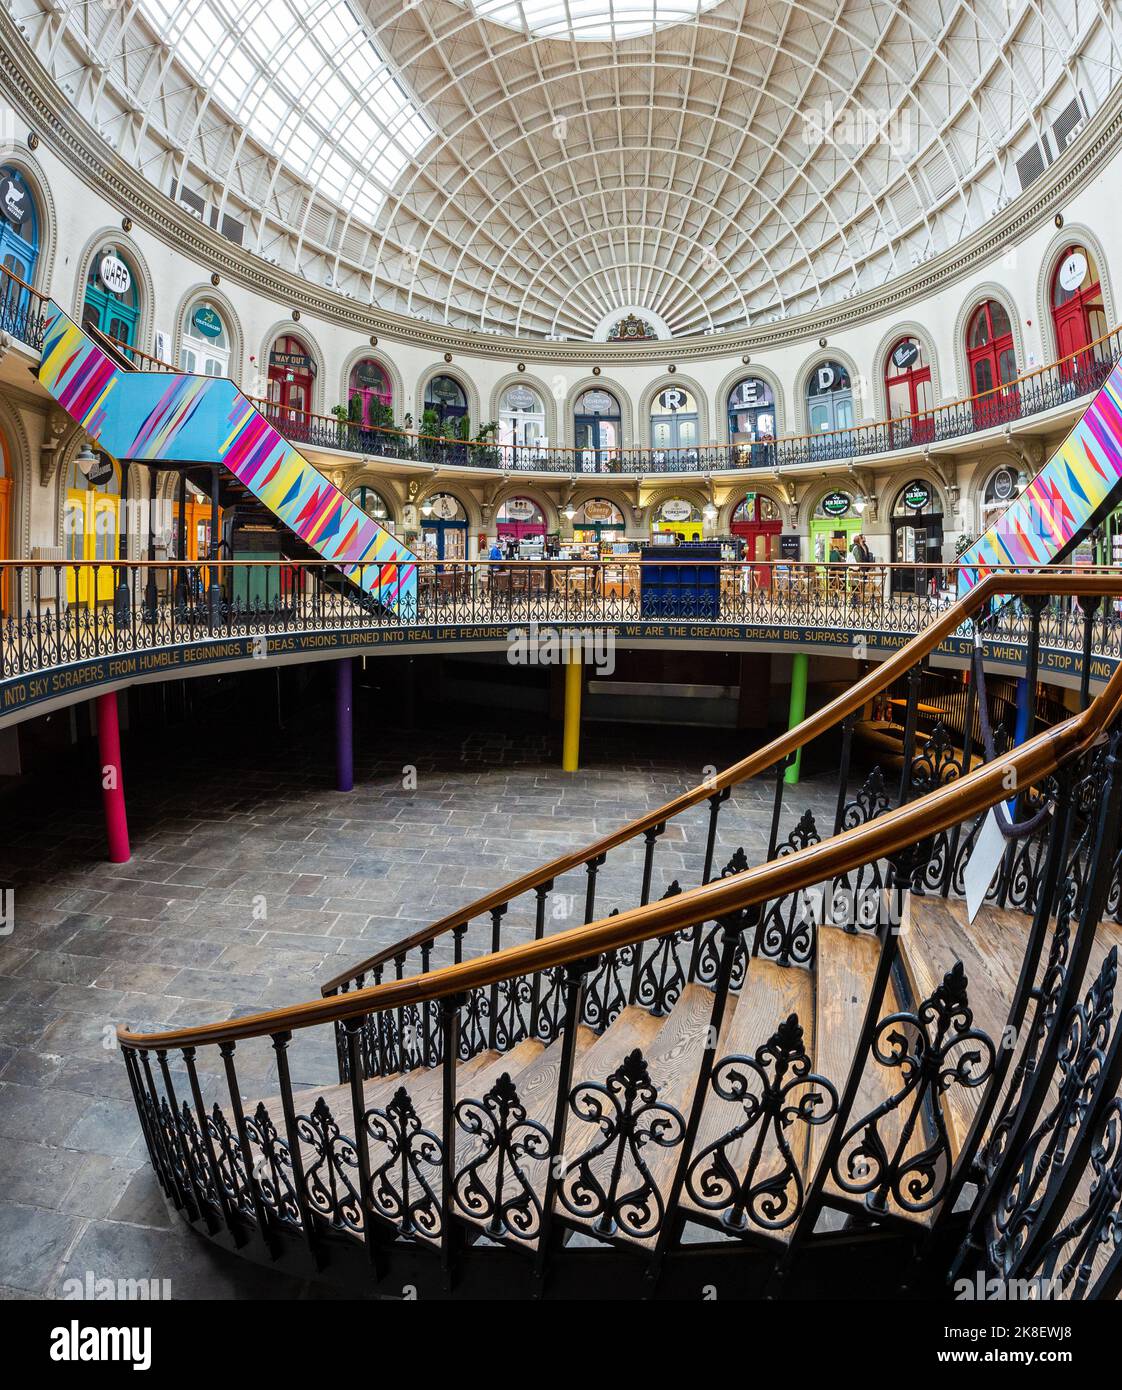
[[336, 658, 354, 792], [1013, 677, 1031, 748]]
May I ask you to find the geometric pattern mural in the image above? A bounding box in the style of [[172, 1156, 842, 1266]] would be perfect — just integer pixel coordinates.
[[38, 302, 417, 613], [957, 363, 1122, 594]]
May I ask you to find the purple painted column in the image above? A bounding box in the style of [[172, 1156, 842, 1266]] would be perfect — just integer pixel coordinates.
[[336, 657, 354, 793], [95, 691, 130, 863]]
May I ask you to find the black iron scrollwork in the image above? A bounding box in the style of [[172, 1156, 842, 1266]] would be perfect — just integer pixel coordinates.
[[245, 1102, 300, 1225], [364, 1086, 444, 1240], [453, 1072, 551, 1242], [297, 1096, 363, 1232]]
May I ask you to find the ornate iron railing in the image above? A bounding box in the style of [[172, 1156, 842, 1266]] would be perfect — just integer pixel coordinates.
[[0, 261, 47, 349], [105, 572, 1122, 1297]]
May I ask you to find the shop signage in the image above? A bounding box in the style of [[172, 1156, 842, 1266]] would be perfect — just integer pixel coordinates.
[[503, 385, 537, 412], [891, 339, 920, 371], [580, 390, 616, 416], [781, 534, 801, 559], [902, 480, 931, 511], [502, 497, 537, 521], [582, 499, 616, 522], [659, 499, 693, 522], [991, 467, 1015, 501], [270, 350, 312, 375], [815, 362, 849, 393], [85, 453, 115, 487], [657, 388, 690, 412], [1058, 250, 1089, 294], [191, 305, 223, 339], [98, 253, 132, 296], [353, 359, 385, 390], [730, 377, 772, 409], [0, 175, 28, 228], [820, 490, 851, 517], [429, 494, 461, 521]]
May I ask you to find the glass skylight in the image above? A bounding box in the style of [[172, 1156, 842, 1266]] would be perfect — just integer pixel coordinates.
[[137, 0, 432, 224], [463, 1, 725, 42]]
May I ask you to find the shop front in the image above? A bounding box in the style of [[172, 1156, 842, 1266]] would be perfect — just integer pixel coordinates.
[[730, 493, 782, 561], [64, 451, 120, 606], [809, 489, 861, 563], [884, 337, 934, 447], [267, 335, 315, 416], [498, 385, 546, 463], [805, 360, 854, 458], [496, 496, 546, 544], [420, 492, 468, 560], [425, 374, 468, 427], [81, 245, 140, 347], [349, 359, 392, 427], [573, 389, 621, 471], [1051, 245, 1107, 375], [651, 498, 703, 542], [891, 479, 944, 594], [649, 387, 699, 467], [726, 376, 776, 467], [571, 498, 626, 545], [180, 301, 230, 377]]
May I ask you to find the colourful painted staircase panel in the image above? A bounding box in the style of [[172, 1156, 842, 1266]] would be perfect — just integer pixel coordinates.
[[957, 362, 1122, 593], [37, 302, 416, 614]]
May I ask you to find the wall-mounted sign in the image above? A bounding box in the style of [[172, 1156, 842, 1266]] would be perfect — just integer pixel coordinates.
[[729, 377, 773, 409], [1058, 250, 1089, 294], [656, 388, 690, 413], [0, 175, 28, 229], [85, 452, 115, 487], [352, 359, 386, 390], [781, 534, 801, 559], [814, 362, 850, 394], [501, 497, 538, 521], [191, 304, 224, 339], [429, 494, 462, 521], [269, 350, 313, 375], [891, 339, 921, 371], [581, 499, 616, 522], [579, 390, 617, 416], [991, 467, 1015, 501], [98, 253, 132, 296], [820, 490, 851, 517], [902, 480, 932, 511], [503, 385, 537, 412], [659, 499, 693, 522]]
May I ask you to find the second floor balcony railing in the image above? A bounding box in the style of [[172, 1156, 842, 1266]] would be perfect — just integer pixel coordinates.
[[0, 262, 47, 350]]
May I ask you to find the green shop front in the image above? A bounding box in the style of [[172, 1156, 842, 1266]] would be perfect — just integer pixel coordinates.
[[809, 489, 862, 562]]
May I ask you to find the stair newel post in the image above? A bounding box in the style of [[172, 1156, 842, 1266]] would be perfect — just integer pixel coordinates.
[[270, 1030, 321, 1266], [766, 752, 796, 860], [973, 731, 1122, 1227], [486, 904, 508, 1051], [207, 461, 222, 631], [529, 881, 553, 1038], [217, 1040, 278, 1256], [342, 1016, 382, 1272], [701, 786, 730, 884], [583, 852, 606, 922], [832, 713, 856, 835], [534, 957, 593, 1288], [650, 904, 758, 1284], [182, 1045, 241, 1246], [1078, 595, 1102, 710], [639, 823, 664, 906], [896, 659, 924, 804], [438, 993, 465, 1282]]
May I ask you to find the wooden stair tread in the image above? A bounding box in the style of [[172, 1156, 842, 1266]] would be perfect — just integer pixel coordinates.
[[680, 958, 815, 1241]]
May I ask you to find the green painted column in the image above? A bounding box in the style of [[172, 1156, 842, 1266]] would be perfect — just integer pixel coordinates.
[[784, 653, 809, 785]]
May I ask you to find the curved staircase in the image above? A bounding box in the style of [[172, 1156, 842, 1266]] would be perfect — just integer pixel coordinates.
[[117, 572, 1122, 1299]]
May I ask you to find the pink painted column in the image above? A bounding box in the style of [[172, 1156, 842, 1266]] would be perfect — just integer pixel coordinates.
[[95, 692, 130, 863]]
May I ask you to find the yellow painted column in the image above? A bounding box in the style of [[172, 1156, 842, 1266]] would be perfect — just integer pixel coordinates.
[[562, 657, 582, 772]]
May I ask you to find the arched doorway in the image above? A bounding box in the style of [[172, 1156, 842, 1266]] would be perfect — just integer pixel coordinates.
[[980, 465, 1020, 534], [498, 384, 546, 464], [64, 450, 120, 606], [885, 336, 934, 446], [0, 166, 40, 338], [180, 300, 231, 377], [571, 498, 626, 545], [267, 335, 315, 417], [731, 492, 782, 586], [573, 388, 621, 471], [82, 245, 140, 347], [966, 300, 1018, 426], [348, 485, 392, 526], [651, 497, 702, 542], [1050, 246, 1107, 379], [424, 375, 468, 428], [496, 496, 546, 548], [348, 359, 392, 428], [419, 492, 468, 560], [649, 386, 699, 466], [810, 489, 861, 564], [891, 479, 944, 595], [727, 376, 776, 467], [805, 360, 854, 458]]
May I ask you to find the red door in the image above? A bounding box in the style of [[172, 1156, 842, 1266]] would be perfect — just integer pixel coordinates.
[[1051, 248, 1105, 384], [885, 338, 934, 448], [966, 301, 1019, 428]]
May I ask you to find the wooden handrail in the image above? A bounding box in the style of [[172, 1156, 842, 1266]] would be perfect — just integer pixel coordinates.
[[111, 569, 1122, 1050], [318, 566, 1118, 993]]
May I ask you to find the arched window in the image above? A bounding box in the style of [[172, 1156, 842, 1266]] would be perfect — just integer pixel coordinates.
[[571, 497, 625, 542], [82, 245, 140, 347], [651, 497, 702, 541], [980, 465, 1019, 532], [425, 375, 468, 424], [496, 496, 546, 543], [419, 491, 468, 561], [574, 388, 621, 470], [498, 384, 546, 460], [885, 337, 934, 445], [730, 492, 782, 564], [180, 300, 230, 377], [267, 335, 315, 416], [1050, 246, 1107, 370], [0, 168, 40, 341], [890, 479, 944, 595], [349, 359, 392, 427], [810, 489, 860, 563], [347, 485, 392, 523], [966, 300, 1018, 415], [64, 450, 121, 606], [805, 360, 854, 443], [649, 386, 698, 460], [727, 377, 776, 466]]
